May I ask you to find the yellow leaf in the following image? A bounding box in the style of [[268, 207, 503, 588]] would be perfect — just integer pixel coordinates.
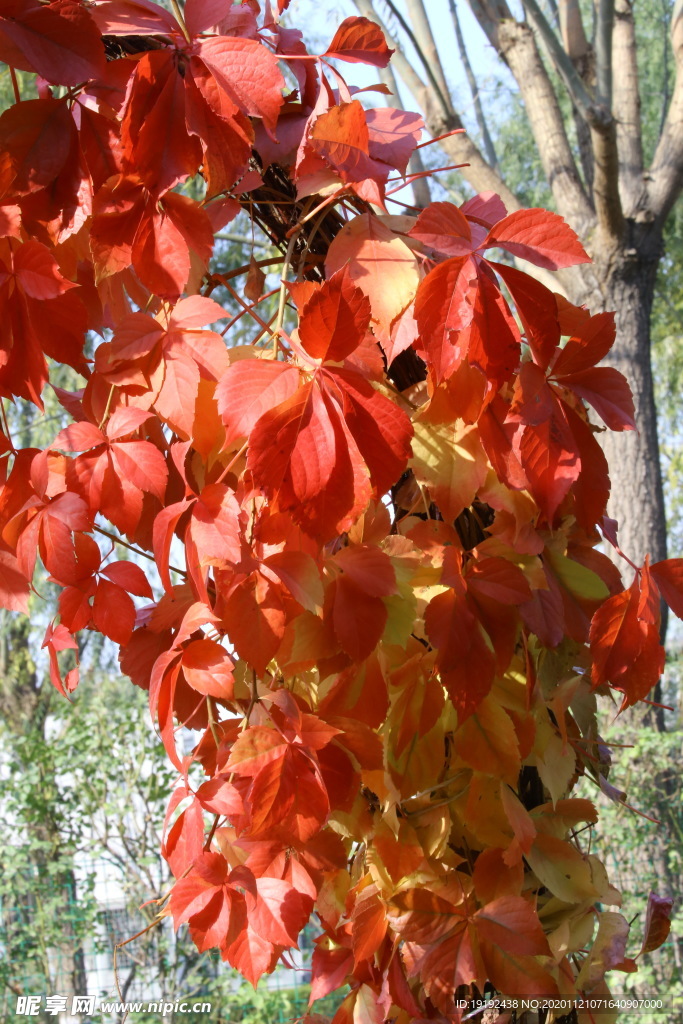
[[531, 718, 577, 805], [453, 697, 521, 786], [575, 912, 629, 989], [546, 548, 610, 601], [525, 834, 599, 903], [411, 418, 488, 522]]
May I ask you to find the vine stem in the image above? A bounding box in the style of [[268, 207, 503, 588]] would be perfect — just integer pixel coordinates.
[[214, 438, 249, 485], [98, 383, 116, 431], [273, 195, 316, 355], [223, 280, 284, 351], [0, 400, 15, 452], [169, 0, 191, 43], [220, 288, 279, 336], [274, 230, 301, 355], [93, 525, 186, 577], [9, 67, 20, 103], [206, 696, 221, 748]]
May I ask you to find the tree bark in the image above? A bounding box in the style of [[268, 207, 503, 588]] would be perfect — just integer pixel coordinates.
[[580, 231, 667, 572]]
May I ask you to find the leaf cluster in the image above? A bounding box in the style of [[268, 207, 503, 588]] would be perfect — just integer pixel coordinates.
[[0, 0, 680, 1019]]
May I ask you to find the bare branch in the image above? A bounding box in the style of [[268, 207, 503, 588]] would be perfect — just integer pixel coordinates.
[[465, 0, 511, 49], [449, 0, 499, 170], [648, 0, 683, 225], [590, 120, 625, 242], [559, 0, 589, 57], [522, 0, 601, 122], [595, 0, 615, 107], [497, 18, 596, 234], [612, 0, 645, 213], [380, 0, 453, 119], [354, 0, 428, 103], [405, 0, 454, 116], [520, 0, 623, 238], [352, 0, 521, 210]]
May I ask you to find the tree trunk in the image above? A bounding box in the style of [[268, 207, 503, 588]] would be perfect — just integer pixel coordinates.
[[591, 235, 668, 572], [572, 228, 670, 704]]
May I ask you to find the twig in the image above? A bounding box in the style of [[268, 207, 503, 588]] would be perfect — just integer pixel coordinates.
[[94, 525, 186, 577]]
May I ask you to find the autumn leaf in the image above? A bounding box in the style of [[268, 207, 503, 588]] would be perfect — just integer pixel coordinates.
[[324, 17, 394, 67]]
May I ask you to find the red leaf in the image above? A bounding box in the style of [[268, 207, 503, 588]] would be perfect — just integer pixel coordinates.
[[90, 0, 178, 35], [333, 544, 396, 597], [249, 876, 312, 946], [557, 366, 636, 431], [194, 36, 284, 132], [365, 108, 423, 174], [589, 579, 665, 706], [264, 550, 323, 614], [650, 559, 683, 620], [551, 311, 616, 376], [106, 407, 154, 440], [170, 852, 248, 954], [163, 790, 204, 877], [310, 101, 380, 182], [123, 51, 201, 196], [0, 0, 106, 86], [519, 402, 581, 521], [426, 589, 496, 719], [310, 945, 354, 1003], [110, 441, 168, 502], [324, 17, 394, 67], [410, 201, 473, 257], [222, 573, 285, 674], [485, 208, 591, 270], [53, 422, 105, 454], [467, 557, 532, 605], [0, 97, 74, 198], [169, 295, 226, 330], [92, 578, 136, 645], [182, 638, 234, 699], [188, 483, 242, 567], [461, 191, 508, 226], [328, 367, 413, 497], [564, 405, 611, 529], [414, 255, 477, 381], [491, 261, 560, 370], [132, 192, 214, 299], [153, 500, 190, 592], [331, 575, 387, 661], [509, 361, 554, 426], [223, 921, 277, 986], [639, 892, 673, 955], [0, 547, 30, 613], [184, 0, 233, 36], [324, 213, 419, 344], [474, 896, 550, 955], [247, 384, 342, 535], [14, 239, 76, 299], [352, 885, 387, 965], [298, 269, 371, 362], [216, 359, 301, 445], [466, 265, 521, 387], [224, 726, 289, 777], [100, 560, 153, 597], [154, 353, 200, 438]]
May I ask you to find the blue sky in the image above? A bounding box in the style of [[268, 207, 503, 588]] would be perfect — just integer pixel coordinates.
[[288, 0, 506, 128]]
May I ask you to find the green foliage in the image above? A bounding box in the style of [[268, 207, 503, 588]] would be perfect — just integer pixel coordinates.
[[586, 717, 683, 1015], [652, 200, 683, 560], [128, 982, 343, 1024]]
